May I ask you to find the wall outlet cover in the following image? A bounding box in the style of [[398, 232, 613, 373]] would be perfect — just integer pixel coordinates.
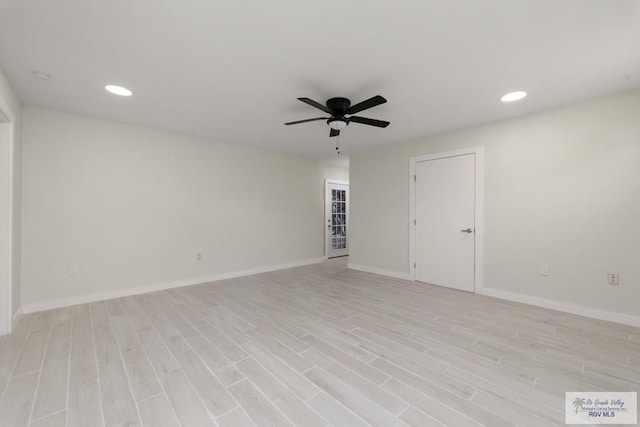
[[540, 264, 550, 277]]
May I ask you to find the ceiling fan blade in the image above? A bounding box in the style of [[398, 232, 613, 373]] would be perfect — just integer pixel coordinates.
[[346, 95, 387, 115], [298, 97, 332, 114], [330, 128, 340, 137], [348, 116, 390, 128], [284, 117, 328, 125]]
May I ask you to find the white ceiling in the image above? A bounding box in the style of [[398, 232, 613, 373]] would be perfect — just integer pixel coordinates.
[[1, 0, 639, 167]]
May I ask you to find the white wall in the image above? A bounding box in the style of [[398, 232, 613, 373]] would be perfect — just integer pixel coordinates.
[[22, 106, 346, 309], [321, 165, 349, 183], [0, 67, 22, 333], [350, 89, 640, 318]]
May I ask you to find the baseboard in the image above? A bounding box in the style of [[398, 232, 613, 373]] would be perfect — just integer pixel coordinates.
[[347, 264, 639, 328], [21, 256, 326, 314], [479, 287, 640, 328], [347, 263, 412, 281]]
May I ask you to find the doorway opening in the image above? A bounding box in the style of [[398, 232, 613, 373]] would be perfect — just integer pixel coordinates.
[[325, 180, 349, 258]]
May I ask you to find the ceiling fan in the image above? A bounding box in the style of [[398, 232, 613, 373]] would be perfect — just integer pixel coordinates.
[[284, 95, 390, 137]]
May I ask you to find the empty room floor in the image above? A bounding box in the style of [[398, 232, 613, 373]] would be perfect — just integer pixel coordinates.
[[1, 258, 639, 426]]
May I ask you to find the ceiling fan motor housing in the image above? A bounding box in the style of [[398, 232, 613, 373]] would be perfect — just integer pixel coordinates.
[[326, 97, 351, 113], [326, 97, 351, 128]]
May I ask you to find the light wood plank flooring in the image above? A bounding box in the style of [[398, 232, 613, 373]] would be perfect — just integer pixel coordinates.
[[1, 258, 639, 426]]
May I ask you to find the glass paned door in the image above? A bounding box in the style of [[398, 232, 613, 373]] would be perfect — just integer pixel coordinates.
[[325, 180, 349, 258]]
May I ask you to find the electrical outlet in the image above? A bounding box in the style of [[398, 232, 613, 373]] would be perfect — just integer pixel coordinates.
[[69, 265, 78, 276], [540, 264, 549, 277], [608, 272, 619, 286], [196, 253, 203, 261]]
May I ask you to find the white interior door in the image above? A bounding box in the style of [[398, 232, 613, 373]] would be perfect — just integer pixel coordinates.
[[415, 154, 475, 292], [325, 180, 349, 258]]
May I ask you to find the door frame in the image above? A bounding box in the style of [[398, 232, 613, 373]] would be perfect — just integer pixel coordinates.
[[324, 179, 349, 258], [0, 99, 15, 335], [409, 146, 484, 293]]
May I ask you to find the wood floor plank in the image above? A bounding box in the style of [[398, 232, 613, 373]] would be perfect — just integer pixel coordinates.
[[69, 306, 98, 388], [45, 316, 72, 358], [304, 367, 399, 427], [146, 344, 179, 375], [30, 311, 55, 335], [227, 379, 293, 427], [245, 328, 311, 371], [120, 296, 155, 333], [154, 319, 190, 355], [296, 322, 376, 363], [187, 335, 243, 386], [387, 371, 518, 427], [209, 304, 255, 330], [256, 324, 309, 353], [196, 322, 248, 362], [165, 309, 199, 339], [98, 360, 140, 427], [104, 299, 125, 318], [137, 393, 180, 427], [216, 407, 257, 427], [306, 392, 369, 427], [136, 328, 164, 350], [134, 295, 166, 322], [68, 382, 103, 427], [31, 352, 69, 420], [12, 331, 49, 376], [173, 349, 237, 416], [30, 411, 66, 427], [470, 390, 562, 427], [301, 334, 389, 384], [370, 353, 476, 400], [351, 320, 430, 353], [399, 405, 446, 426], [0, 314, 36, 377], [89, 303, 120, 366], [173, 303, 208, 328], [383, 378, 483, 427], [302, 348, 409, 416], [209, 314, 253, 346], [0, 374, 8, 397], [119, 344, 163, 402], [235, 357, 325, 427], [0, 371, 39, 426], [353, 327, 450, 374], [159, 369, 214, 427], [106, 315, 162, 401], [241, 340, 318, 400]]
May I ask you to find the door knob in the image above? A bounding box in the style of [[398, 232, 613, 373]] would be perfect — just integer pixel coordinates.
[[460, 228, 473, 233]]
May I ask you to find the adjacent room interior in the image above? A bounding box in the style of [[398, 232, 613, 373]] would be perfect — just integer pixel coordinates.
[[0, 1, 639, 426]]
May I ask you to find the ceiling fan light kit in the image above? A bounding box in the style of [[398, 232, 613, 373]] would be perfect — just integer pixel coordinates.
[[285, 95, 390, 139], [328, 119, 348, 130]]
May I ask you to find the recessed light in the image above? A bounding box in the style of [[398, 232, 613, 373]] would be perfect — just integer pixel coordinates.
[[32, 71, 51, 80], [105, 85, 132, 96], [501, 91, 527, 102]]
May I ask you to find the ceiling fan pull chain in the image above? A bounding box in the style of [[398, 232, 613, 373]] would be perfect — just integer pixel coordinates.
[[336, 134, 341, 154]]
